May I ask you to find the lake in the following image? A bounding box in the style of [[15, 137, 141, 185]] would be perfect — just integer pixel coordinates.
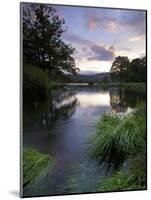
[[23, 86, 145, 196]]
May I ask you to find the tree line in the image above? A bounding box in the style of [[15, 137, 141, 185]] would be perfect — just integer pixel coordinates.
[[110, 56, 146, 82]]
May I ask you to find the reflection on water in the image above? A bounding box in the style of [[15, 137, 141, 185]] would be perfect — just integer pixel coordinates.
[[23, 86, 145, 196], [110, 88, 146, 113], [23, 89, 78, 129], [24, 87, 145, 130], [76, 92, 110, 107]]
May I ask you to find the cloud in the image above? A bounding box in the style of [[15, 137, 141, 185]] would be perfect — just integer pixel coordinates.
[[109, 45, 115, 51], [76, 58, 112, 74], [128, 34, 145, 42], [86, 12, 100, 31], [87, 19, 98, 30], [88, 44, 115, 61], [84, 9, 146, 34], [106, 21, 117, 32], [63, 31, 95, 59], [84, 11, 118, 32], [119, 11, 146, 34], [63, 31, 91, 46], [63, 31, 115, 62]]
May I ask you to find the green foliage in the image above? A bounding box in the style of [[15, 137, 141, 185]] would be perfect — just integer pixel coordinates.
[[23, 147, 54, 187], [101, 76, 110, 83], [130, 57, 146, 82], [98, 82, 145, 90], [110, 56, 130, 82], [110, 56, 146, 82], [98, 151, 146, 192], [90, 102, 146, 191], [90, 114, 127, 162], [98, 171, 144, 192], [23, 65, 49, 101], [90, 103, 146, 163]]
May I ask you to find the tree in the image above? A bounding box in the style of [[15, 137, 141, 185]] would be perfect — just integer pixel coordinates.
[[22, 3, 79, 81], [110, 56, 130, 82], [110, 56, 146, 82], [130, 57, 146, 82]]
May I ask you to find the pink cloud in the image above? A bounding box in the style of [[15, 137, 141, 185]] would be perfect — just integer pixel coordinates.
[[106, 21, 118, 33], [128, 34, 145, 42], [85, 11, 118, 33], [87, 19, 98, 30]]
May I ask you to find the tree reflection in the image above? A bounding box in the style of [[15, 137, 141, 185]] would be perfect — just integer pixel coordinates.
[[49, 90, 78, 122], [110, 87, 146, 113], [23, 89, 78, 129]]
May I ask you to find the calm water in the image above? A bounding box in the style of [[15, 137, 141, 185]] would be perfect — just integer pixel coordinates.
[[23, 86, 145, 196]]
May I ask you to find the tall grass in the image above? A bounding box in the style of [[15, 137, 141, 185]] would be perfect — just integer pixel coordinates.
[[90, 102, 146, 191], [23, 148, 55, 187]]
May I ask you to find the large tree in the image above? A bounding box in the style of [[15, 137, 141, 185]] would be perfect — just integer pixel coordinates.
[[110, 56, 130, 82], [22, 4, 79, 80]]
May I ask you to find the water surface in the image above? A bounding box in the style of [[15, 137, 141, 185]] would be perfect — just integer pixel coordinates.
[[23, 86, 145, 196]]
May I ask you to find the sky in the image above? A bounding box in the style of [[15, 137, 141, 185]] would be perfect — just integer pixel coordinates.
[[53, 5, 146, 74]]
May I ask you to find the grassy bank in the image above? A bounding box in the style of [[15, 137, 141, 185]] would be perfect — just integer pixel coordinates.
[[49, 82, 65, 89], [90, 102, 146, 191], [23, 148, 55, 187], [97, 82, 146, 91]]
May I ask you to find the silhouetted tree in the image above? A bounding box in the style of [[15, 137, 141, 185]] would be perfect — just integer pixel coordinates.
[[22, 3, 79, 81], [130, 57, 146, 82], [110, 56, 130, 82], [110, 56, 146, 82]]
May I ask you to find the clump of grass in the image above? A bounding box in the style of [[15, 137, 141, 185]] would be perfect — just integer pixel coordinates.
[[90, 114, 122, 164], [98, 153, 146, 192], [90, 102, 146, 191], [23, 148, 55, 186], [90, 102, 146, 165], [98, 170, 143, 192]]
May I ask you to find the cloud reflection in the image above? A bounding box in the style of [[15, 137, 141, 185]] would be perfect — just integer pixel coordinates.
[[77, 92, 110, 107]]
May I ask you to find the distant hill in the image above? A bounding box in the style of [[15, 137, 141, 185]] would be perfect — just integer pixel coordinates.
[[68, 72, 111, 83]]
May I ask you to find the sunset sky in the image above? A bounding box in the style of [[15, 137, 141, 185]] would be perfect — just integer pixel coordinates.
[[54, 5, 146, 74]]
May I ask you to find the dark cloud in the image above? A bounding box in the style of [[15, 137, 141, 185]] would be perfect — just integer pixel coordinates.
[[109, 45, 115, 51], [63, 31, 116, 62], [63, 31, 95, 59], [64, 32, 115, 61], [88, 44, 115, 61]]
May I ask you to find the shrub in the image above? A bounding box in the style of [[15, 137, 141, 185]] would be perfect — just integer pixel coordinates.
[[23, 65, 49, 101]]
